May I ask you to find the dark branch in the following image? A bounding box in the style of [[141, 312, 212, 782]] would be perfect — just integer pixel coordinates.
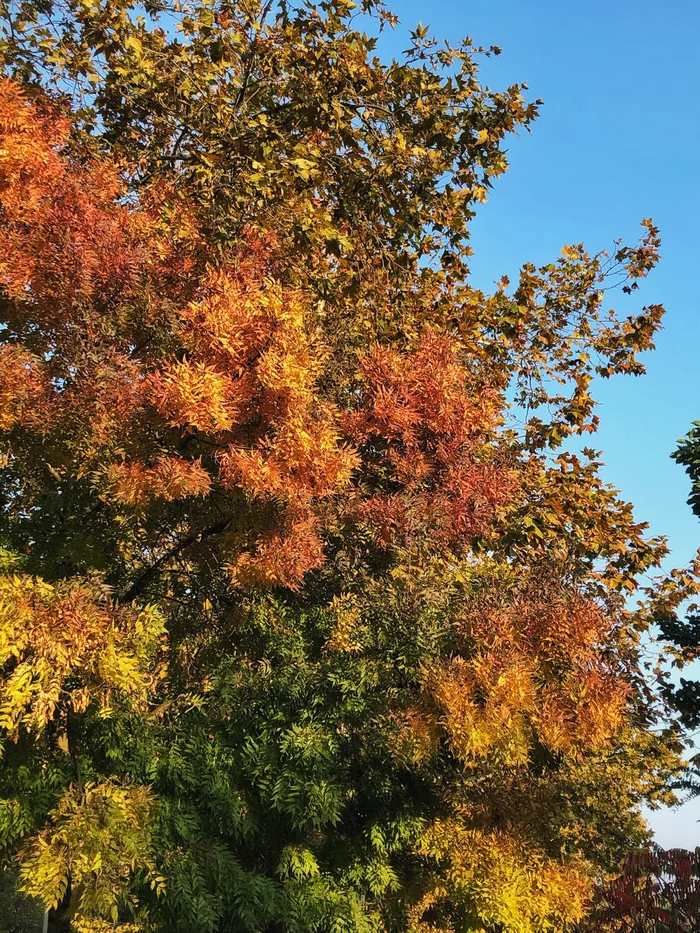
[[120, 517, 231, 604]]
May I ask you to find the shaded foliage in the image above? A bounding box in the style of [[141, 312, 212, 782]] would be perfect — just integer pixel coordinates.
[[0, 864, 43, 933]]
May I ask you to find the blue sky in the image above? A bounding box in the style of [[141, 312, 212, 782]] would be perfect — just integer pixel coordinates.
[[380, 1, 700, 847]]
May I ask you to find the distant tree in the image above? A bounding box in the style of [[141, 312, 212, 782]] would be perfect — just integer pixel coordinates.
[[656, 427, 700, 737], [578, 429, 700, 933], [0, 865, 43, 933], [581, 846, 700, 932], [0, 1, 690, 931]]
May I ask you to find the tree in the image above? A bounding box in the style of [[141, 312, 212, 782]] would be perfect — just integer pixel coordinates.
[[575, 428, 700, 933], [581, 846, 700, 932], [0, 2, 687, 931], [0, 864, 44, 933], [654, 427, 700, 738]]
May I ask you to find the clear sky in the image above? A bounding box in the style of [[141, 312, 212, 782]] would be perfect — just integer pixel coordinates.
[[380, 0, 700, 847]]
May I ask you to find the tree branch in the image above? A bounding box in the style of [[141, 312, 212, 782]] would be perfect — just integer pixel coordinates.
[[120, 517, 231, 604]]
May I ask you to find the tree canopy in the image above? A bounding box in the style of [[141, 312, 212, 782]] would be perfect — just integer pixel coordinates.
[[0, 1, 691, 931]]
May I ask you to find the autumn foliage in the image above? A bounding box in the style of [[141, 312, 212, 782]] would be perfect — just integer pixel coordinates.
[[0, 2, 690, 931], [583, 847, 700, 932]]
